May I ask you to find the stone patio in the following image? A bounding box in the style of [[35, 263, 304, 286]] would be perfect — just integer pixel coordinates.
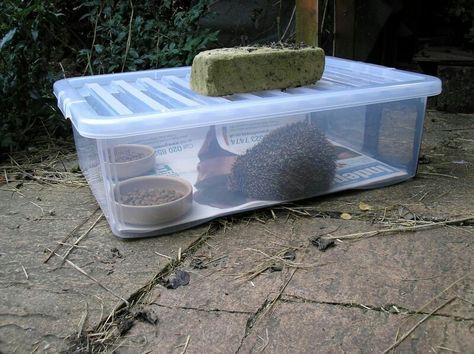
[[0, 110, 473, 353]]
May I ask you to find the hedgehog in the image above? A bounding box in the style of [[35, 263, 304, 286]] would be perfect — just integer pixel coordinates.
[[228, 120, 337, 200]]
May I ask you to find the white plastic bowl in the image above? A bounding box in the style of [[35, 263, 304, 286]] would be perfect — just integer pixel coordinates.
[[114, 176, 193, 226], [108, 144, 156, 180]]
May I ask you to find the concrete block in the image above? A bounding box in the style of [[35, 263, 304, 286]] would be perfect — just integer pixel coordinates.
[[437, 65, 474, 113]]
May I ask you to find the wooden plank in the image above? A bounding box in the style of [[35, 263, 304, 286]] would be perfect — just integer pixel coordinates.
[[334, 0, 355, 59], [296, 0, 319, 47], [414, 47, 474, 65]]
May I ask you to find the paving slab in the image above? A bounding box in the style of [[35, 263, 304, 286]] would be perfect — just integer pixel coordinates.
[[0, 183, 203, 353], [108, 218, 308, 353], [286, 217, 473, 319], [239, 301, 474, 353], [102, 215, 473, 352], [114, 305, 248, 354], [148, 219, 299, 313]]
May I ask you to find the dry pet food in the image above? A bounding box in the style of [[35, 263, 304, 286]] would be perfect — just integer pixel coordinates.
[[112, 147, 146, 162], [120, 188, 184, 206]]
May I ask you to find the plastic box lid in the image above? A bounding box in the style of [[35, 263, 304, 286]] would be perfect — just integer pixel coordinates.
[[53, 57, 441, 139]]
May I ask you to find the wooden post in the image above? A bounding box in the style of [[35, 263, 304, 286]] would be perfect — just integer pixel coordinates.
[[296, 0, 319, 47], [334, 0, 355, 59]]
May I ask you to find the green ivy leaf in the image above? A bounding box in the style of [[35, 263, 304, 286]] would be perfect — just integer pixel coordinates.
[[94, 44, 104, 54], [116, 31, 127, 42], [31, 29, 38, 41], [0, 28, 17, 50]]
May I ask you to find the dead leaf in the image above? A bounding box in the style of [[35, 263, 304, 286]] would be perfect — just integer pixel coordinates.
[[358, 201, 372, 211], [282, 250, 296, 261], [133, 306, 159, 325], [398, 205, 415, 220], [310, 235, 336, 251], [164, 270, 190, 289], [340, 212, 352, 220]]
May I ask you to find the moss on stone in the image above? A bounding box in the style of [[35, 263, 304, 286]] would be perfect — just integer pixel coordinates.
[[190, 46, 325, 96]]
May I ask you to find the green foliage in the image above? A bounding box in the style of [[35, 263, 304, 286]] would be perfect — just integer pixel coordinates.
[[78, 0, 219, 74], [0, 0, 218, 152], [446, 0, 474, 43], [0, 1, 72, 150]]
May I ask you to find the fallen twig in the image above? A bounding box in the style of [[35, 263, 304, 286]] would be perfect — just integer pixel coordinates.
[[52, 251, 129, 306], [382, 296, 457, 354], [181, 335, 190, 354], [280, 206, 311, 216], [258, 267, 297, 322], [325, 216, 474, 240], [21, 265, 29, 280], [61, 213, 103, 262], [391, 274, 470, 354], [244, 248, 305, 267], [29, 201, 44, 215], [409, 274, 469, 316], [417, 171, 459, 179], [436, 345, 461, 353], [44, 206, 100, 263], [77, 302, 89, 339], [257, 328, 270, 352], [236, 247, 304, 281], [154, 251, 173, 260]]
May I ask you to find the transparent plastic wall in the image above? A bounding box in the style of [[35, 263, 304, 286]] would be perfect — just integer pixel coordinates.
[[86, 98, 426, 237], [73, 128, 109, 217], [313, 97, 427, 178]]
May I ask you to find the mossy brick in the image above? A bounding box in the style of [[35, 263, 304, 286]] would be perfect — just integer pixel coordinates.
[[190, 46, 325, 96]]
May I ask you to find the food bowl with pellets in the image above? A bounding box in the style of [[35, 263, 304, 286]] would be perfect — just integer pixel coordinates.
[[108, 144, 156, 180], [114, 176, 193, 226]]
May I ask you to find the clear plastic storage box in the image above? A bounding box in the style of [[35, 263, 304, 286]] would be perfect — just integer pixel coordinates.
[[54, 57, 441, 238]]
